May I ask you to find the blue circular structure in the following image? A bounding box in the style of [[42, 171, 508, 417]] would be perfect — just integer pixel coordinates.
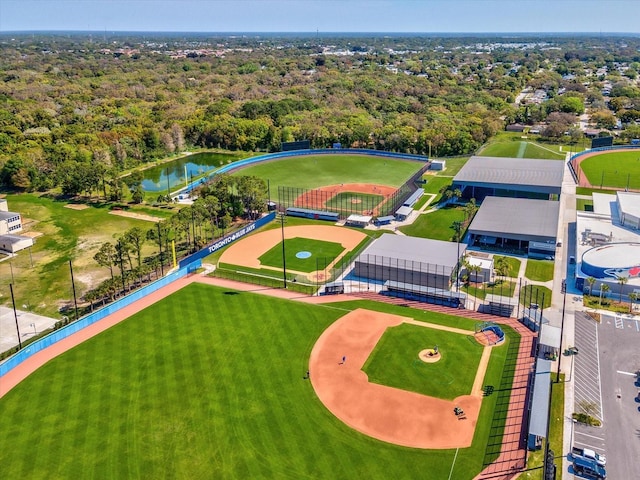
[[296, 251, 312, 259], [581, 242, 640, 279]]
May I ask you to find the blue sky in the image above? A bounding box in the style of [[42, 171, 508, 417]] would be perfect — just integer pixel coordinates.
[[1, 0, 639, 33]]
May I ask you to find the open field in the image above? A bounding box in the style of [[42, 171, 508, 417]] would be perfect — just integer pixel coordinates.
[[0, 284, 517, 479], [463, 280, 516, 300], [0, 194, 162, 317], [399, 206, 466, 240], [480, 141, 566, 160], [231, 154, 424, 189], [520, 285, 552, 309], [495, 255, 522, 278], [579, 150, 640, 190]]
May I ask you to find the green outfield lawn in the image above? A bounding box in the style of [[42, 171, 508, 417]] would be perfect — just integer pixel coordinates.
[[258, 237, 345, 272], [325, 191, 384, 213], [580, 150, 640, 190], [363, 323, 482, 399], [525, 260, 555, 282], [431, 156, 469, 176], [0, 285, 518, 479], [232, 154, 424, 189], [399, 206, 466, 240]]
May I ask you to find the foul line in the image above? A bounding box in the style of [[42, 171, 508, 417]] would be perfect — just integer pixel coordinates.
[[447, 448, 459, 480]]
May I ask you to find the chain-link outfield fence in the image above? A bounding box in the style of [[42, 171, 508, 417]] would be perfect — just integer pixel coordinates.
[[569, 145, 640, 192], [276, 161, 430, 220]]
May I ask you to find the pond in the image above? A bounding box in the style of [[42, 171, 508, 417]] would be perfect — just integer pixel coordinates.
[[141, 152, 242, 192]]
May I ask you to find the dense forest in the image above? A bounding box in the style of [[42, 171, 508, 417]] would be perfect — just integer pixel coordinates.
[[1, 33, 640, 195]]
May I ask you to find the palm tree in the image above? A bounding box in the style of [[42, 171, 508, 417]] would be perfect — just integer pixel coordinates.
[[494, 256, 510, 280], [599, 283, 610, 306], [628, 292, 639, 313], [617, 276, 628, 302], [586, 276, 596, 296]]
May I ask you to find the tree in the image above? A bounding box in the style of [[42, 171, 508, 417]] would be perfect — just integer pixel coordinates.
[[599, 283, 610, 305], [617, 275, 628, 302], [494, 256, 510, 280], [93, 242, 116, 280], [586, 276, 596, 296], [629, 292, 639, 313]]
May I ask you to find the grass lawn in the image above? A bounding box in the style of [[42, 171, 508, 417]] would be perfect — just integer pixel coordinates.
[[525, 260, 555, 282], [580, 150, 640, 190], [480, 141, 565, 160], [232, 154, 424, 189], [421, 175, 454, 204], [258, 237, 344, 272], [1, 193, 161, 317], [363, 323, 482, 399], [325, 191, 383, 213], [399, 206, 467, 240], [0, 285, 517, 480], [463, 280, 516, 300], [494, 255, 522, 278], [431, 156, 469, 176], [520, 285, 552, 309]]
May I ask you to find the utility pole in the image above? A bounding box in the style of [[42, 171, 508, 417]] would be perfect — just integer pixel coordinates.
[[157, 222, 164, 276], [279, 212, 287, 288], [10, 283, 22, 350], [69, 260, 79, 321]]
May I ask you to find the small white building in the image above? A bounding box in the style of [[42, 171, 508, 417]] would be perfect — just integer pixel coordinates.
[[0, 211, 22, 234], [463, 256, 493, 283], [617, 191, 640, 229], [0, 234, 34, 253], [430, 160, 446, 171]]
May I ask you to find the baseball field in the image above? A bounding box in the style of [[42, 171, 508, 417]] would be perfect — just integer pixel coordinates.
[[0, 282, 517, 479], [575, 149, 640, 190]]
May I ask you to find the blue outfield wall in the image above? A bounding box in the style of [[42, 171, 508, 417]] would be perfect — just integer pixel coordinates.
[[0, 266, 192, 378], [178, 148, 429, 195], [179, 211, 276, 268]]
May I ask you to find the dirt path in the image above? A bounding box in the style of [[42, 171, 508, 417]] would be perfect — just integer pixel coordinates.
[[109, 210, 162, 222], [219, 225, 367, 281], [309, 308, 481, 449]]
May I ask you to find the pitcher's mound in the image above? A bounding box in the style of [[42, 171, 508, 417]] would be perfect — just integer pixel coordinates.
[[419, 348, 441, 363]]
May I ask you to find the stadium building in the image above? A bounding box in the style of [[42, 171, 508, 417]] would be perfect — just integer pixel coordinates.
[[467, 197, 560, 256], [352, 234, 467, 290], [452, 156, 564, 201]]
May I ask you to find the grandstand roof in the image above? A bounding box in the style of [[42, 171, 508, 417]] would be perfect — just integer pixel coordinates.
[[529, 358, 552, 438], [357, 233, 466, 268], [617, 191, 640, 219], [453, 156, 564, 193], [469, 196, 560, 243]]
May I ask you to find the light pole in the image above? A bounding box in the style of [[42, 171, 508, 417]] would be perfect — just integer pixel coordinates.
[[599, 283, 604, 306], [453, 221, 463, 292], [9, 283, 22, 350], [69, 260, 79, 321], [279, 213, 287, 288], [556, 285, 567, 382]]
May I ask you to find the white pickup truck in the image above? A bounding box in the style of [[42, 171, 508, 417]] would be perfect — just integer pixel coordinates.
[[572, 446, 606, 467]]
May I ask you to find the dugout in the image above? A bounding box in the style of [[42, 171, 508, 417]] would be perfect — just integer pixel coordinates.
[[482, 294, 516, 317], [403, 188, 424, 208], [345, 214, 372, 228], [353, 234, 467, 290], [321, 282, 345, 295], [383, 280, 466, 308], [527, 358, 552, 450], [374, 215, 395, 226], [395, 206, 413, 221], [286, 207, 339, 222]]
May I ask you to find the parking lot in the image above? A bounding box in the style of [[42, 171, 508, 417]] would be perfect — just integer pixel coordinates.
[[571, 310, 640, 479]]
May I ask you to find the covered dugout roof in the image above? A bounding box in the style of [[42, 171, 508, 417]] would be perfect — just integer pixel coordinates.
[[453, 156, 564, 194], [529, 358, 552, 438], [469, 197, 560, 243], [357, 233, 467, 269]]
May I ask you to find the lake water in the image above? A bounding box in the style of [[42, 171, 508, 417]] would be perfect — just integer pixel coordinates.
[[141, 152, 240, 192]]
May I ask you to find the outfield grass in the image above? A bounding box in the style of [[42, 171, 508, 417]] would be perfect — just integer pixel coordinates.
[[1, 193, 161, 317], [363, 323, 482, 399], [525, 260, 555, 282], [399, 206, 466, 240], [580, 150, 640, 190], [231, 154, 424, 189], [0, 285, 517, 479], [431, 157, 469, 176], [258, 237, 344, 272]]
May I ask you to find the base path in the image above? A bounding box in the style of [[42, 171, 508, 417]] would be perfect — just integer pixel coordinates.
[[310, 308, 485, 449], [219, 225, 367, 281]]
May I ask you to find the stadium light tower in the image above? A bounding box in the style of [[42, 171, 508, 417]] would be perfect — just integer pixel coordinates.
[[452, 221, 464, 292], [279, 212, 287, 288]]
